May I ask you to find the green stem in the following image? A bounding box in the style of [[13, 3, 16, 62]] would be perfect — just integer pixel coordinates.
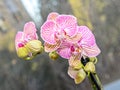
[[87, 72, 103, 90], [94, 72, 103, 90], [87, 72, 97, 90], [81, 57, 103, 90]]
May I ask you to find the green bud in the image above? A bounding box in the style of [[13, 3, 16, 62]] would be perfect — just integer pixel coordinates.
[[74, 69, 86, 84], [17, 47, 29, 58], [84, 62, 95, 73], [49, 51, 59, 60], [26, 40, 43, 55], [89, 57, 98, 64]]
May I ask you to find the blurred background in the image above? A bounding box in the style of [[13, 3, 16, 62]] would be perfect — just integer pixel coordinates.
[[0, 0, 120, 90]]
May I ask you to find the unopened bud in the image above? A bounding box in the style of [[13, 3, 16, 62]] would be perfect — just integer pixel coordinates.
[[84, 62, 95, 73], [26, 40, 43, 55], [89, 57, 98, 64], [74, 69, 86, 84], [17, 47, 29, 58], [49, 51, 59, 60]]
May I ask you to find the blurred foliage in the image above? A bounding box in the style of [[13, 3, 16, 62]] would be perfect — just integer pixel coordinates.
[[68, 0, 93, 29], [0, 30, 15, 52]]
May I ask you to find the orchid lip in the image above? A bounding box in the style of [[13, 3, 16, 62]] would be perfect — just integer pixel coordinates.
[[70, 46, 75, 52], [18, 43, 24, 47]]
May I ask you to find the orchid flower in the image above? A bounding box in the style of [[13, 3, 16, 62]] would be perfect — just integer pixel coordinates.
[[41, 12, 81, 52], [15, 22, 38, 49], [15, 22, 43, 60], [57, 26, 101, 60], [56, 26, 100, 84], [58, 26, 100, 84]]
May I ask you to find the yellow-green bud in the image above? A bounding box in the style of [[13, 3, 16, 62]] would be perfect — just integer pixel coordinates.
[[89, 57, 98, 64], [26, 40, 43, 55], [84, 62, 95, 73], [74, 69, 86, 84], [17, 47, 29, 58], [49, 51, 59, 60]]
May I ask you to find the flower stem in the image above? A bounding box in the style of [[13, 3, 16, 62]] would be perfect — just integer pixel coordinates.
[[87, 72, 97, 90], [81, 57, 103, 90], [88, 72, 103, 90]]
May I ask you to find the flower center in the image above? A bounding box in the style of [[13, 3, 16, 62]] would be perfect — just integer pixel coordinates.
[[55, 30, 66, 40], [75, 47, 81, 53], [71, 46, 75, 52]]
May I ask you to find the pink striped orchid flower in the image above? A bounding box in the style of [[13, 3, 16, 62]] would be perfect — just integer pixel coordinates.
[[41, 12, 81, 52], [15, 22, 43, 60], [15, 22, 38, 50], [57, 26, 101, 60]]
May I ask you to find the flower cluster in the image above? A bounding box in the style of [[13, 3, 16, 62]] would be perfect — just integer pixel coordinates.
[[15, 12, 101, 84], [15, 22, 43, 60], [41, 12, 101, 84]]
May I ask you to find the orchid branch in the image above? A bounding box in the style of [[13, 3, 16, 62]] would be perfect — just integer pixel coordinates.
[[15, 12, 103, 90]]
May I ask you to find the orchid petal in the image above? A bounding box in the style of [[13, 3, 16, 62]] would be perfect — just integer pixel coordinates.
[[47, 12, 59, 21], [68, 66, 78, 79], [56, 15, 77, 37], [15, 31, 24, 43], [82, 44, 101, 57], [66, 33, 82, 43], [57, 41, 72, 59], [24, 21, 38, 40], [41, 21, 57, 44], [57, 47, 71, 59], [77, 26, 95, 46], [44, 40, 61, 52], [15, 31, 24, 50]]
